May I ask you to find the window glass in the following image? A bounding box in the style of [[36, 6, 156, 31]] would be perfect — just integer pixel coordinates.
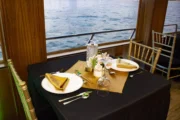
[[163, 1, 180, 33], [44, 0, 139, 53], [0, 43, 3, 60]]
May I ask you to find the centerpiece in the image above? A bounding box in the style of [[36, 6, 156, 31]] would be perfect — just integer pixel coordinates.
[[86, 52, 112, 78], [86, 52, 112, 97]]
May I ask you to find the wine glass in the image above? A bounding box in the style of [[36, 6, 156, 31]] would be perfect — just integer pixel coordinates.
[[96, 68, 110, 97]]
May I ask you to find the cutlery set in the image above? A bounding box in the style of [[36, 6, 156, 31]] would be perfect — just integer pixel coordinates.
[[59, 91, 92, 105]]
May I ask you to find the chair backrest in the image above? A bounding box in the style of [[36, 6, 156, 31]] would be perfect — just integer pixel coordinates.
[[128, 40, 162, 73], [8, 59, 37, 120], [173, 33, 180, 59], [152, 30, 176, 78], [152, 30, 176, 59]]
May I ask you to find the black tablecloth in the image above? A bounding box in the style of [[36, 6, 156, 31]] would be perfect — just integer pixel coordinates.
[[28, 52, 170, 120]]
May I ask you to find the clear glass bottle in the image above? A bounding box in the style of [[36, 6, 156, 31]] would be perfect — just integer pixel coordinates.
[[86, 39, 98, 61]]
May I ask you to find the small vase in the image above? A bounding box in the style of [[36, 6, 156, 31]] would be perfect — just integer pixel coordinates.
[[93, 64, 104, 78]]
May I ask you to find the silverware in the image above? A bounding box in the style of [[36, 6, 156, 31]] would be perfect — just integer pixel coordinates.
[[58, 91, 92, 102], [63, 92, 89, 105], [130, 71, 143, 78]]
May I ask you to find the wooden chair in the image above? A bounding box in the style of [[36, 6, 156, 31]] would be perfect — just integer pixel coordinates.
[[128, 40, 162, 73], [8, 59, 37, 120], [152, 30, 180, 80]]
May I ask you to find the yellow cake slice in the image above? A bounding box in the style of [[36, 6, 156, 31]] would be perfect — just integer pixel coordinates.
[[45, 73, 69, 90], [116, 59, 137, 69], [117, 63, 137, 69]]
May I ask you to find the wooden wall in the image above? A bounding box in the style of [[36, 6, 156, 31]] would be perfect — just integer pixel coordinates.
[[0, 0, 47, 119], [0, 0, 47, 81], [150, 0, 169, 45], [135, 0, 168, 45], [0, 68, 18, 120]]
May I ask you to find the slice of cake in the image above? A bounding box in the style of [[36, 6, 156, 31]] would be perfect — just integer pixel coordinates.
[[45, 73, 69, 90], [116, 58, 137, 69]]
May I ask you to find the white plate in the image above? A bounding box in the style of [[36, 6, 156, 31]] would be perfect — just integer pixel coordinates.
[[41, 73, 83, 94], [111, 59, 139, 72]]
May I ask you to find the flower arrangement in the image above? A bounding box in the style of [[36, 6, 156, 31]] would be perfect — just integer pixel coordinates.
[[86, 52, 112, 69], [86, 55, 98, 69], [86, 52, 112, 77]]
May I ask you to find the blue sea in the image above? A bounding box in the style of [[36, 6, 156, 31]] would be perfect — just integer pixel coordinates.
[[0, 0, 180, 60]]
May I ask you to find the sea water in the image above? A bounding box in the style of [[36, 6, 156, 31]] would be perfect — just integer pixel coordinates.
[[0, 0, 180, 59], [44, 0, 180, 53]]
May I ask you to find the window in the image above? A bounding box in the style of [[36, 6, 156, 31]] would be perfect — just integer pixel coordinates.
[[44, 0, 139, 53], [163, 0, 180, 33], [0, 43, 2, 61], [0, 20, 3, 61], [0, 11, 4, 62]]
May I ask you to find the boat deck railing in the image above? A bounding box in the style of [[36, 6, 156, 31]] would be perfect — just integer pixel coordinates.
[[0, 24, 179, 62], [46, 24, 178, 41], [46, 24, 178, 54], [46, 28, 136, 41]]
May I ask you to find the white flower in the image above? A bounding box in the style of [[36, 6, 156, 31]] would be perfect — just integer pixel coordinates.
[[101, 52, 109, 59], [86, 52, 112, 69], [96, 52, 112, 63], [86, 55, 97, 68]]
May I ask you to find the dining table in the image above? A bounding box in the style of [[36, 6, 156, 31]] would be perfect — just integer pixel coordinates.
[[27, 52, 170, 120]]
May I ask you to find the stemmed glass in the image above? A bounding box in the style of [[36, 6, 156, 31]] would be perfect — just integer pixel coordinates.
[[96, 60, 111, 97]]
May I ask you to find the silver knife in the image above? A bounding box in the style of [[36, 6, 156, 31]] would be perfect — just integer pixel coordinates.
[[58, 91, 92, 102]]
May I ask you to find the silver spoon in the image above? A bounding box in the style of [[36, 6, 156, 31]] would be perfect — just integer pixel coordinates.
[[59, 91, 92, 102], [129, 71, 143, 78], [63, 93, 89, 105]]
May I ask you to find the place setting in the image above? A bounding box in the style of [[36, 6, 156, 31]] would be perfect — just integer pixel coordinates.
[[41, 72, 84, 94], [41, 71, 89, 105], [41, 52, 141, 105]]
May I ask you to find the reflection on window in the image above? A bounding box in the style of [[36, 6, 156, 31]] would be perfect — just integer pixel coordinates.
[[44, 0, 139, 53], [163, 1, 180, 33]]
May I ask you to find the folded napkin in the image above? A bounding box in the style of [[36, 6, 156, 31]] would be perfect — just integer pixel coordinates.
[[116, 61, 137, 69], [45, 73, 69, 90]]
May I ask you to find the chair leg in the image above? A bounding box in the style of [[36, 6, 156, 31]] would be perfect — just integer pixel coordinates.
[[167, 69, 170, 80], [161, 68, 164, 76]]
